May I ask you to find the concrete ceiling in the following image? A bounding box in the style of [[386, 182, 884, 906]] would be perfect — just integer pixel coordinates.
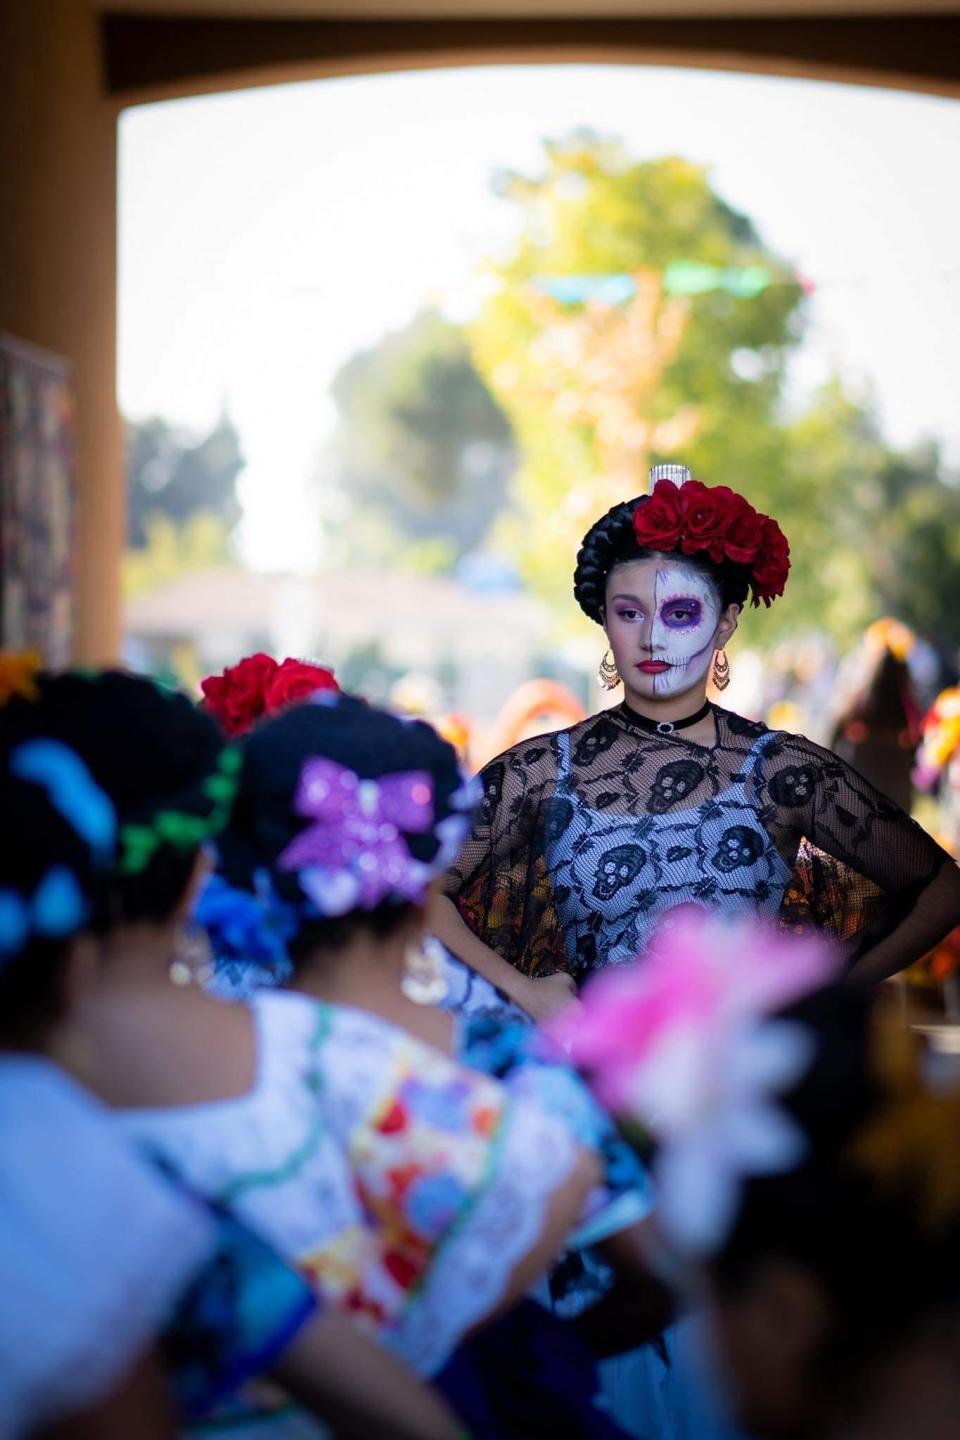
[[100, 1, 960, 14], [99, 3, 960, 102]]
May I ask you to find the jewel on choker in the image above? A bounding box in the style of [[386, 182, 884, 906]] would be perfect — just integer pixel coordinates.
[[617, 700, 712, 737]]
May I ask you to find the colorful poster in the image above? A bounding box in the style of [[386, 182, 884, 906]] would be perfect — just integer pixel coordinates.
[[0, 334, 76, 666]]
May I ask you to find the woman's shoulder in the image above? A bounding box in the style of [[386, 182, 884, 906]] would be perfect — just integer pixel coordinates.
[[480, 709, 627, 774], [0, 1061, 213, 1431], [751, 723, 848, 770], [714, 705, 770, 743], [717, 708, 840, 764]]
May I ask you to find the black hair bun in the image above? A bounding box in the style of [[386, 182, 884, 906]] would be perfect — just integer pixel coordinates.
[[220, 695, 465, 902], [573, 498, 646, 623], [0, 670, 226, 924]]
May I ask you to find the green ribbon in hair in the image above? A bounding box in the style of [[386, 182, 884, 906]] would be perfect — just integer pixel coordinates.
[[118, 745, 241, 876]]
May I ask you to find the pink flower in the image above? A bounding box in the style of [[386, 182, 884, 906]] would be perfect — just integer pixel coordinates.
[[547, 909, 841, 1255], [547, 908, 838, 1117]]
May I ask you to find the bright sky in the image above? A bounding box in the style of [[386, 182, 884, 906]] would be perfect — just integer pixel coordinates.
[[119, 64, 960, 570]]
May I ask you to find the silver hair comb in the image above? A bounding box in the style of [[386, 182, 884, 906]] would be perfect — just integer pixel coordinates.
[[648, 463, 692, 491]]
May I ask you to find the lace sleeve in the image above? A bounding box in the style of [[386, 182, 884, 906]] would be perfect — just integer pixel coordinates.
[[765, 734, 952, 956], [445, 738, 570, 977]]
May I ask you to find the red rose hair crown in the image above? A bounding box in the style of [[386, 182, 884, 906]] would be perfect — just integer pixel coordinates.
[[201, 654, 340, 738], [632, 475, 790, 608]]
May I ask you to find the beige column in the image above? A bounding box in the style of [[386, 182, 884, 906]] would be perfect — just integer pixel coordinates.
[[1, 0, 122, 663]]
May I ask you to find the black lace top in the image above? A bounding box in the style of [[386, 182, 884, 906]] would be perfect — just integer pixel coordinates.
[[446, 704, 950, 983]]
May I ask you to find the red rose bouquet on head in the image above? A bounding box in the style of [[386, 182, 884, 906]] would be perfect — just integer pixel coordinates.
[[632, 483, 686, 553], [750, 516, 791, 606], [677, 482, 738, 564], [263, 656, 340, 713], [632, 477, 790, 607], [201, 654, 340, 737]]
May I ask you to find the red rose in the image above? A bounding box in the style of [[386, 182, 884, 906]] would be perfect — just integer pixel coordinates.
[[201, 652, 278, 737], [750, 517, 791, 606], [263, 657, 340, 715], [722, 498, 766, 566], [676, 480, 735, 561], [632, 480, 685, 552]]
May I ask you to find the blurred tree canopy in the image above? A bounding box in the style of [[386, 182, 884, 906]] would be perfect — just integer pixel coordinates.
[[126, 409, 244, 549], [468, 137, 808, 626], [329, 310, 515, 571], [329, 134, 960, 651], [781, 382, 960, 648], [123, 512, 235, 599], [124, 409, 244, 599]]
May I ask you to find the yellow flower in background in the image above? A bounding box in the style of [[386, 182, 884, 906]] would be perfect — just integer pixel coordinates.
[[766, 700, 804, 735], [915, 686, 960, 787], [864, 617, 916, 662], [0, 651, 42, 706], [928, 716, 960, 770]]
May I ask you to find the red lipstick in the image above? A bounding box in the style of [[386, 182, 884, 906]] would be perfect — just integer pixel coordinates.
[[636, 661, 672, 674]]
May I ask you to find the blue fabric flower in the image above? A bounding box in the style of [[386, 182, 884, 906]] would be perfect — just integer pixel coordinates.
[[11, 739, 115, 860], [0, 867, 89, 960], [193, 873, 297, 996]]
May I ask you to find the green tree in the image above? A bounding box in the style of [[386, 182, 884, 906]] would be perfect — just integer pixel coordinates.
[[329, 309, 515, 571], [123, 511, 235, 599], [781, 382, 960, 650], [126, 408, 245, 549], [469, 136, 806, 621]]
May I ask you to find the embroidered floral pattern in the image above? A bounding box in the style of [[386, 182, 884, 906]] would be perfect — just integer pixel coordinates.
[[120, 995, 576, 1382]]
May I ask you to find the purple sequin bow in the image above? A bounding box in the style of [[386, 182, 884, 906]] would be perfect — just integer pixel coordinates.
[[278, 758, 435, 915]]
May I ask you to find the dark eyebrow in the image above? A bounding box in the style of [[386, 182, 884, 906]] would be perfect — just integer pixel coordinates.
[[610, 593, 643, 603]]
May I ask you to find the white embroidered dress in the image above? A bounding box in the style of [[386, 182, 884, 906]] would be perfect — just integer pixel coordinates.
[[115, 990, 578, 1382], [0, 1057, 213, 1438]]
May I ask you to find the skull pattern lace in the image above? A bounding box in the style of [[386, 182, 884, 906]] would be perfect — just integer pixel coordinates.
[[446, 704, 950, 982]]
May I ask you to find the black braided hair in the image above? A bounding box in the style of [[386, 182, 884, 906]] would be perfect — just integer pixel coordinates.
[[0, 765, 107, 1042], [217, 694, 465, 962], [573, 495, 750, 624], [710, 986, 960, 1394], [0, 671, 228, 926]]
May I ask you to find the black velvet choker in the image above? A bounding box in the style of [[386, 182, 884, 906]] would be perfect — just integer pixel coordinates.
[[616, 700, 712, 737]]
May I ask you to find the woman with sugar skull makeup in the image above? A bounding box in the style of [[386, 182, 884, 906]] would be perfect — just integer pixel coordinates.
[[435, 464, 960, 1015], [430, 465, 960, 1440]]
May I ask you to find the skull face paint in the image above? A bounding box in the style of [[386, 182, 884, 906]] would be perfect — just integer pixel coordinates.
[[607, 558, 723, 702], [647, 565, 721, 696]]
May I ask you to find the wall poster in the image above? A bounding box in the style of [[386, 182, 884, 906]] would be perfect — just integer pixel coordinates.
[[0, 333, 76, 666]]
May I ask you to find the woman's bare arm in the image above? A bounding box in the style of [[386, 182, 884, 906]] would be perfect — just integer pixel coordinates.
[[275, 1152, 597, 1435], [36, 1349, 177, 1440], [847, 859, 960, 985], [575, 1218, 676, 1356], [273, 1313, 462, 1440], [431, 894, 577, 1023]]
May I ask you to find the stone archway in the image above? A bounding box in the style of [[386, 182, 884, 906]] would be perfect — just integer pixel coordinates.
[[3, 0, 959, 660]]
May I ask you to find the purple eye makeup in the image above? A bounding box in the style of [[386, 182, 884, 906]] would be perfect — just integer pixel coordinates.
[[660, 597, 704, 630]]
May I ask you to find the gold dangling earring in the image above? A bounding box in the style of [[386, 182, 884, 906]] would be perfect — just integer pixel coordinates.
[[597, 648, 621, 691], [712, 649, 731, 692], [401, 936, 449, 1006]]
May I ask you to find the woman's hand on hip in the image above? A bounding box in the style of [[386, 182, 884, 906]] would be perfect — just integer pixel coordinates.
[[518, 970, 579, 1022]]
